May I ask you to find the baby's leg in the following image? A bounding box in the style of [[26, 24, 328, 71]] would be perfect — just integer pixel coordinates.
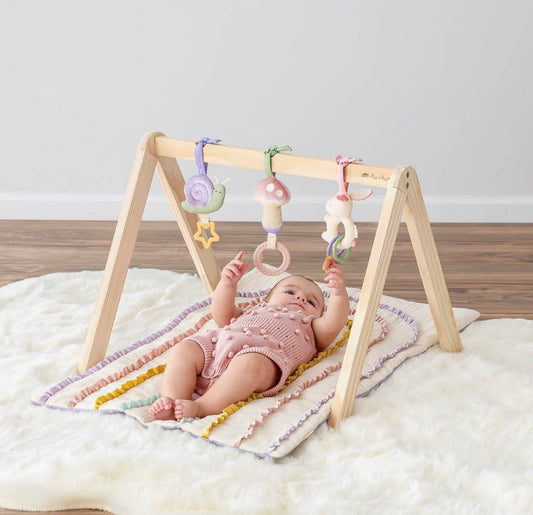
[[149, 339, 204, 420], [173, 353, 280, 420]]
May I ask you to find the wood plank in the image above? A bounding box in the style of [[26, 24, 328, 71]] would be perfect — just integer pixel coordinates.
[[78, 135, 160, 372], [154, 136, 395, 189], [403, 169, 462, 352], [1, 221, 532, 321]]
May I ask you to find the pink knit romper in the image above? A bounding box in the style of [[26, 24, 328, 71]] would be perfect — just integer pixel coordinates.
[[189, 302, 317, 396]]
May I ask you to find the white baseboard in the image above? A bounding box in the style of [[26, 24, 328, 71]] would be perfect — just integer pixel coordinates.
[[1, 192, 532, 223]]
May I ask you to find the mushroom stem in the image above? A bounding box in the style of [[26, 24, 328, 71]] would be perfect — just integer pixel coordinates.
[[261, 204, 282, 232]]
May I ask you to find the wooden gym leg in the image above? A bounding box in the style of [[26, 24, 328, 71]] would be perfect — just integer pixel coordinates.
[[329, 171, 407, 428], [77, 133, 160, 372], [403, 168, 462, 352]]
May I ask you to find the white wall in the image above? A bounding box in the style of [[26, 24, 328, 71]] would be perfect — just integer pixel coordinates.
[[1, 0, 532, 222]]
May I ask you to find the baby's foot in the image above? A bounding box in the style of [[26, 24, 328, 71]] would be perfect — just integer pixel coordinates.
[[149, 396, 176, 420], [174, 399, 202, 421]]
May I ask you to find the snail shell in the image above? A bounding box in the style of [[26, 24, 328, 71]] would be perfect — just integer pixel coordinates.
[[184, 174, 214, 208], [182, 182, 226, 215]]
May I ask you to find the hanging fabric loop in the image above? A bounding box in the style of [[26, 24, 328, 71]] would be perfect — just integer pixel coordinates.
[[195, 137, 222, 175], [264, 145, 292, 178], [334, 155, 362, 200]]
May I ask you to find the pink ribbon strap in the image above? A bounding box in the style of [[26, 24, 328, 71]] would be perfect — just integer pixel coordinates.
[[334, 155, 362, 200]]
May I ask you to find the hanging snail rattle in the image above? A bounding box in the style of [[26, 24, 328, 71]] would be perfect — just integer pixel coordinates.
[[181, 137, 228, 249], [321, 155, 373, 271], [252, 145, 292, 276]]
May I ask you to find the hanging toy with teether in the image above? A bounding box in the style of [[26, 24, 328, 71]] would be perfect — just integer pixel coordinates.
[[252, 145, 292, 276], [181, 137, 228, 249], [321, 155, 373, 271]]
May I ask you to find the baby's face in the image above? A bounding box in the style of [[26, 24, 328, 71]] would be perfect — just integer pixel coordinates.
[[267, 276, 324, 317]]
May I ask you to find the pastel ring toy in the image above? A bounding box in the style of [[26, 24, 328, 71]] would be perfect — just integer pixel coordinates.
[[253, 241, 291, 276], [330, 235, 352, 263]]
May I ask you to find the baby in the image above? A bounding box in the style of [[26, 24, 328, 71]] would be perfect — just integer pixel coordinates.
[[150, 250, 350, 421]]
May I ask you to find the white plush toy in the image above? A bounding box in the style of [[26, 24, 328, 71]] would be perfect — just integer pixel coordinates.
[[321, 188, 373, 249], [321, 155, 373, 253]]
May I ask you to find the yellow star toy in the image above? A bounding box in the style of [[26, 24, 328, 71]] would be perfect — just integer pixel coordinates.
[[194, 220, 220, 249]]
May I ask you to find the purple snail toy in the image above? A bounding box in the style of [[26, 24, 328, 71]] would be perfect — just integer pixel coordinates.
[[181, 137, 228, 248]]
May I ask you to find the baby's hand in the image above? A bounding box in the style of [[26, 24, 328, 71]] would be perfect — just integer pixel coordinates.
[[221, 251, 249, 286], [324, 262, 347, 295]]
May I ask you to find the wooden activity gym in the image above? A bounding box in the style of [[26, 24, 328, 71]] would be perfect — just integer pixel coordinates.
[[77, 132, 462, 430]]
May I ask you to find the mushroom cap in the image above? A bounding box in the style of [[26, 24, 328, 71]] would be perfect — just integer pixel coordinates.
[[253, 177, 291, 205]]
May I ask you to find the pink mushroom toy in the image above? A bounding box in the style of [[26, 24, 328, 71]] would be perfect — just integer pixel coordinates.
[[252, 176, 291, 275], [253, 177, 291, 243]]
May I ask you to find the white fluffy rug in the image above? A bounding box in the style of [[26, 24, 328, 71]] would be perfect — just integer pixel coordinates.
[[1, 269, 532, 514]]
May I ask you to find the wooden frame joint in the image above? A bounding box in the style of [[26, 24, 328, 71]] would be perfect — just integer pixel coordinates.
[[389, 165, 414, 194], [139, 131, 166, 156]]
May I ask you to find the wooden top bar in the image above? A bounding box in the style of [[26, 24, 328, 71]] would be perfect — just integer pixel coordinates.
[[153, 136, 395, 189]]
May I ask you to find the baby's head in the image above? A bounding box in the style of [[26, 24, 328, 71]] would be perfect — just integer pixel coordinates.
[[265, 275, 325, 317]]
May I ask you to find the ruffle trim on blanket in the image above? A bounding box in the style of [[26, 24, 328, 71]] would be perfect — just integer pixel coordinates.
[[36, 295, 218, 406]]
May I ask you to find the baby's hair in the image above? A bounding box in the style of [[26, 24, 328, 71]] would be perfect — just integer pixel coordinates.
[[265, 275, 325, 315]]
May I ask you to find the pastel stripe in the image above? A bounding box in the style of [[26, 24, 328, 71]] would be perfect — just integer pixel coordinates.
[[68, 313, 213, 408], [37, 295, 215, 405], [120, 393, 161, 410], [234, 361, 344, 447], [37, 291, 267, 407], [94, 364, 166, 409], [264, 391, 336, 455]]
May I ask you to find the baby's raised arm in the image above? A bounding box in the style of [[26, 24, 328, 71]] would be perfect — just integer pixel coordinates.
[[211, 251, 250, 327], [312, 263, 350, 351]]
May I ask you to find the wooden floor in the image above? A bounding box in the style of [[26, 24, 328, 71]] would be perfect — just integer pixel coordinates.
[[1, 220, 532, 319], [1, 220, 532, 514]]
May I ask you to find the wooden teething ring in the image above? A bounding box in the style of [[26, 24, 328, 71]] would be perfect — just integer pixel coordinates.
[[253, 240, 291, 276]]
